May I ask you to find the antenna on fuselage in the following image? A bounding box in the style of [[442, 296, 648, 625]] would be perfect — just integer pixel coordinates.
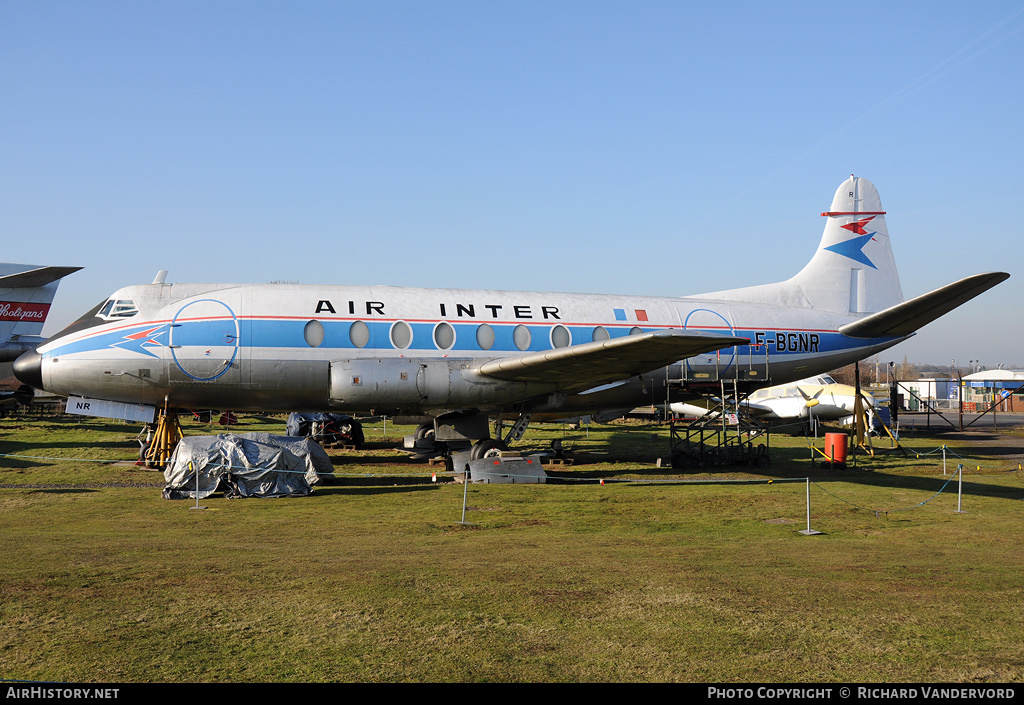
[[152, 270, 168, 285]]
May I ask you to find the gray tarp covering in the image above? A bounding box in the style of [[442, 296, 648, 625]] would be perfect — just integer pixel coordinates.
[[162, 433, 335, 500]]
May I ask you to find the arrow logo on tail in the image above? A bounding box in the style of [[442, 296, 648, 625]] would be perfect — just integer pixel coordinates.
[[840, 216, 877, 235], [825, 232, 878, 269]]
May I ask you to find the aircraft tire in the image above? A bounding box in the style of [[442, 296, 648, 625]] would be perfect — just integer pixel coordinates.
[[470, 438, 508, 461], [138, 441, 161, 469]]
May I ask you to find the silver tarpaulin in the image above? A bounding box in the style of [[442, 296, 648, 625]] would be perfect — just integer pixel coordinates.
[[162, 433, 334, 500]]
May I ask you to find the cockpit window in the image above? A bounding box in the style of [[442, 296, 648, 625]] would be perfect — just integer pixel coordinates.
[[820, 375, 836, 385], [97, 299, 139, 319], [39, 298, 111, 347]]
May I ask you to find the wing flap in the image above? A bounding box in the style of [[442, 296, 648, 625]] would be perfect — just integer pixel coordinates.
[[839, 272, 1009, 339], [476, 329, 748, 388]]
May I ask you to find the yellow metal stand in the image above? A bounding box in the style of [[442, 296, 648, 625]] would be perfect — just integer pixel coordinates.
[[853, 392, 873, 458], [853, 391, 905, 459], [144, 408, 183, 468]]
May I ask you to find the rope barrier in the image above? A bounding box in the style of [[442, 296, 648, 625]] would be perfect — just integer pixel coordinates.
[[810, 472, 961, 518], [799, 441, 1024, 478], [4, 442, 1022, 502]]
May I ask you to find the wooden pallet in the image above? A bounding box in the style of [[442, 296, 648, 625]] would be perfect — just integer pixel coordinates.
[[320, 443, 358, 451]]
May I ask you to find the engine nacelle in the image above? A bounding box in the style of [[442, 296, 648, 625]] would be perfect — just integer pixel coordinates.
[[328, 358, 547, 414]]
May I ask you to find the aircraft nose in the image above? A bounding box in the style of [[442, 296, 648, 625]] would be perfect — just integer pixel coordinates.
[[13, 350, 43, 390]]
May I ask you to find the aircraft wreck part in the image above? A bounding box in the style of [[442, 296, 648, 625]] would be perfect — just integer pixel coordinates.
[[286, 412, 364, 447], [467, 455, 547, 484]]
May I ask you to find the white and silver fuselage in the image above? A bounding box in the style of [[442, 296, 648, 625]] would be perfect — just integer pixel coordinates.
[[22, 281, 902, 415]]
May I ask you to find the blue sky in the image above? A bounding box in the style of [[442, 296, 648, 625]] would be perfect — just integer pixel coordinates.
[[3, 1, 1022, 368]]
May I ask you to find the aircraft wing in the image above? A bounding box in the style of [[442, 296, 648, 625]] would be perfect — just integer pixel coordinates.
[[671, 398, 775, 418], [838, 272, 1009, 339], [0, 266, 82, 289], [476, 329, 748, 389]]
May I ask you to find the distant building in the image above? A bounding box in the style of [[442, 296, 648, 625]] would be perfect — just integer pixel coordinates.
[[900, 378, 960, 410], [962, 370, 1024, 412]]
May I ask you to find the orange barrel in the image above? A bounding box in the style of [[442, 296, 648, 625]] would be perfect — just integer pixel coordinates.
[[824, 433, 848, 464]]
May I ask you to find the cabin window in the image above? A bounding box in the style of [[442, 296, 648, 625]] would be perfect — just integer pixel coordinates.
[[513, 325, 531, 351], [434, 322, 455, 350], [476, 324, 495, 350], [97, 298, 139, 320], [303, 320, 324, 348], [551, 325, 570, 348], [592, 326, 610, 342], [390, 321, 412, 349], [349, 320, 370, 348]]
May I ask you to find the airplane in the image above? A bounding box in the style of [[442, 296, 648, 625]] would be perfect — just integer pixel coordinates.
[[0, 263, 82, 362], [670, 374, 876, 426], [13, 176, 1009, 461], [0, 263, 81, 414]]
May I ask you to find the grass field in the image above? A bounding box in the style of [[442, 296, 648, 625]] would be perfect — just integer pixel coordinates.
[[2, 411, 1023, 683]]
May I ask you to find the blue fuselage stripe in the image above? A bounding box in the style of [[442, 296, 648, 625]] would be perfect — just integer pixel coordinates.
[[44, 317, 896, 360]]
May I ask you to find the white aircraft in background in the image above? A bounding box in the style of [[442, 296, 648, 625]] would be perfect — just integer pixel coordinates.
[[0, 263, 81, 412], [13, 176, 1007, 459], [671, 374, 875, 425], [0, 263, 82, 362]]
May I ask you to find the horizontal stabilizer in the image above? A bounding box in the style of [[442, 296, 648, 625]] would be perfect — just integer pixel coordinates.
[[838, 272, 1009, 339], [0, 266, 82, 288], [477, 329, 748, 389]]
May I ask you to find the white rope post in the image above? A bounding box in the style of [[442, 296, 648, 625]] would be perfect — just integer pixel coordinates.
[[189, 461, 207, 511], [456, 465, 473, 525], [955, 463, 966, 513], [799, 477, 822, 535], [806, 477, 811, 529]]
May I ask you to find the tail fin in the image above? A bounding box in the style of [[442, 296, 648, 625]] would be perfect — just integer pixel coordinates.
[[792, 175, 902, 313], [694, 175, 904, 314], [0, 263, 81, 361]]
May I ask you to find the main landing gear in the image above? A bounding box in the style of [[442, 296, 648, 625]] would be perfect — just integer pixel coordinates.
[[404, 412, 533, 462]]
